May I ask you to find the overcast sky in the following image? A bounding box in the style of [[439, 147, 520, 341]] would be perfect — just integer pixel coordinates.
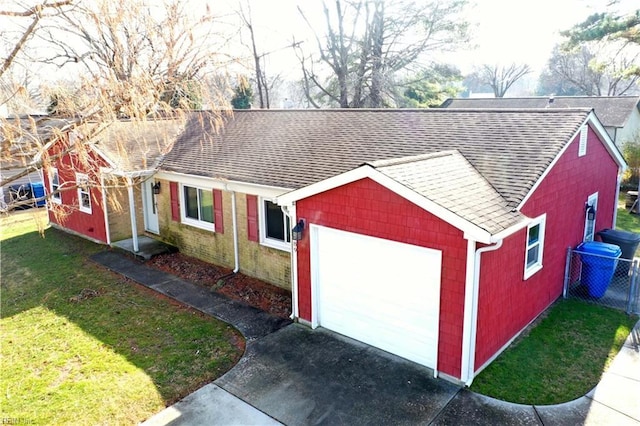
[[219, 0, 639, 77]]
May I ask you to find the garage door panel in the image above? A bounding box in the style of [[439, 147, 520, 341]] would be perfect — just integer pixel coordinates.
[[314, 226, 441, 369]]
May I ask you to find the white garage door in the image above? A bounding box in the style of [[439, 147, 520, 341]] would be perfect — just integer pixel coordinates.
[[312, 225, 442, 369]]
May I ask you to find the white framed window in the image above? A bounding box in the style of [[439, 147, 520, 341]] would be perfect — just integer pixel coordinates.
[[524, 214, 546, 280], [76, 173, 91, 213], [50, 167, 61, 204], [259, 198, 291, 251], [180, 184, 214, 231], [584, 192, 598, 242], [578, 125, 587, 157]]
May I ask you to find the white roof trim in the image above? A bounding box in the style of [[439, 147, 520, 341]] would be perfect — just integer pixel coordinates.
[[154, 170, 292, 198], [89, 144, 118, 170], [277, 165, 494, 244], [517, 112, 627, 210]]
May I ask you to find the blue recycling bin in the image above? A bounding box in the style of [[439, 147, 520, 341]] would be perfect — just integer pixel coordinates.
[[577, 241, 622, 298], [30, 182, 46, 207]]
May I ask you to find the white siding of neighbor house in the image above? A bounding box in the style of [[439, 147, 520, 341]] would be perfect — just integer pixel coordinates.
[[616, 106, 640, 148], [0, 167, 43, 209]]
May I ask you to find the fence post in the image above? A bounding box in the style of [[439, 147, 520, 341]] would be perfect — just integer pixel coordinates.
[[627, 259, 638, 314], [563, 246, 572, 299]]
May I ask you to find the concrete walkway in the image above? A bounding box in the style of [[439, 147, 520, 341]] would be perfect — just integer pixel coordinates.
[[90, 250, 640, 426]]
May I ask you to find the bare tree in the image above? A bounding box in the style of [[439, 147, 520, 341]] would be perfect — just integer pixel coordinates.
[[537, 43, 639, 96], [296, 0, 470, 108], [469, 63, 532, 98], [237, 2, 268, 109], [0, 1, 228, 215], [0, 0, 73, 78], [35, 0, 228, 111]]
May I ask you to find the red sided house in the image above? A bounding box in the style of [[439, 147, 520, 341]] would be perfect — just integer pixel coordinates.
[[43, 119, 184, 246], [46, 109, 625, 385], [271, 109, 625, 384]]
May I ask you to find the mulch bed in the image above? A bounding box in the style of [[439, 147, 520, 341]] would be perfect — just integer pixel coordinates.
[[146, 252, 292, 319]]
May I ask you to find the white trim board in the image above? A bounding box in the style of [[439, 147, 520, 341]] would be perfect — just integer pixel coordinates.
[[278, 165, 495, 244], [154, 170, 291, 198], [518, 112, 627, 210]]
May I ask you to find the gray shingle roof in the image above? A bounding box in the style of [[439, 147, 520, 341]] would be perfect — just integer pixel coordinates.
[[1, 115, 72, 168], [441, 96, 640, 128], [162, 108, 592, 209], [368, 151, 525, 234], [93, 118, 185, 172]]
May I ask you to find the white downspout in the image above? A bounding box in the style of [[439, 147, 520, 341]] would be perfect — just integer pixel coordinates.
[[231, 191, 239, 273], [282, 204, 299, 319], [461, 238, 503, 386], [101, 173, 111, 245], [127, 177, 139, 252], [613, 169, 622, 229]]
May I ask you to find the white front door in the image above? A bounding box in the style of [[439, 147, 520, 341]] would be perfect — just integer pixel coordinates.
[[312, 225, 442, 369], [142, 179, 159, 234]]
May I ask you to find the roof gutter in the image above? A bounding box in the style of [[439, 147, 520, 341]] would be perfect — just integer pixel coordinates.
[[101, 168, 158, 179], [489, 217, 531, 242], [154, 170, 292, 196]]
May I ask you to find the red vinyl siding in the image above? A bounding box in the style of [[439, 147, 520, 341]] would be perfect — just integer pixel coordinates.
[[474, 124, 620, 370], [170, 182, 180, 221], [213, 189, 224, 233], [296, 177, 468, 379], [247, 194, 259, 241], [45, 150, 108, 243]]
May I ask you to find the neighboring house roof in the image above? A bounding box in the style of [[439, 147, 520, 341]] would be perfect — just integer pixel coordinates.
[[368, 151, 525, 234], [1, 115, 71, 165], [163, 109, 597, 210], [1, 115, 71, 188], [440, 96, 640, 129], [91, 118, 186, 174]]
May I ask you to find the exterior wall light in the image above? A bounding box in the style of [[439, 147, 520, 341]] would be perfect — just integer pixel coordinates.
[[152, 182, 161, 195], [586, 204, 596, 221], [292, 219, 305, 241]]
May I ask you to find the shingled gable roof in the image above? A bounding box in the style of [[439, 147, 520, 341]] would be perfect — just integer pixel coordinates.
[[91, 118, 185, 174], [162, 108, 596, 210], [440, 96, 640, 128], [367, 151, 524, 235]]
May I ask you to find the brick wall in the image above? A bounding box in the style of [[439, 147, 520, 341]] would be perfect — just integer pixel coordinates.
[[106, 178, 145, 242], [475, 124, 620, 370], [295, 177, 468, 379], [156, 180, 291, 289]]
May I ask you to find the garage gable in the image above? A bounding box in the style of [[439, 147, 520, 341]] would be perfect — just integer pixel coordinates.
[[294, 177, 469, 378], [278, 151, 526, 244]]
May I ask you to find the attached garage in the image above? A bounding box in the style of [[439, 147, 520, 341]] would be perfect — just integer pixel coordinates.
[[310, 225, 442, 370]]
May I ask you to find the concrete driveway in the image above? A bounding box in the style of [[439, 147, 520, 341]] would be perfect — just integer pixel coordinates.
[[98, 252, 640, 426], [214, 324, 461, 425]]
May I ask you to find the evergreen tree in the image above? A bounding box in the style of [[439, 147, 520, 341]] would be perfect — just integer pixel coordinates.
[[231, 76, 253, 109]]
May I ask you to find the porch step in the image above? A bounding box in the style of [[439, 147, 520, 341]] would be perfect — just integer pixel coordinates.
[[111, 236, 177, 261]]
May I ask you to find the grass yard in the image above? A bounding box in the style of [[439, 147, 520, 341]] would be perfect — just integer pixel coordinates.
[[470, 299, 637, 405], [616, 192, 640, 258], [0, 210, 244, 424]]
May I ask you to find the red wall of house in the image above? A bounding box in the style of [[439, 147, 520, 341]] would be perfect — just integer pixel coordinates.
[[475, 125, 619, 370], [44, 150, 109, 244], [296, 177, 468, 378]]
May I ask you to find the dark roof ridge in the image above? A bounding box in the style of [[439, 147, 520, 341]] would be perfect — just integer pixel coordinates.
[[366, 150, 460, 168], [218, 108, 593, 114], [446, 95, 639, 99]]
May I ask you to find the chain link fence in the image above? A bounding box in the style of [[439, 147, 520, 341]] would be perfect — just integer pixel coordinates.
[[564, 247, 640, 314]]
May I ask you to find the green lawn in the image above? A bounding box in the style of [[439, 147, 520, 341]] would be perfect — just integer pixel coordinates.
[[469, 192, 640, 404], [470, 299, 637, 405], [616, 192, 640, 255], [1, 210, 244, 424]]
